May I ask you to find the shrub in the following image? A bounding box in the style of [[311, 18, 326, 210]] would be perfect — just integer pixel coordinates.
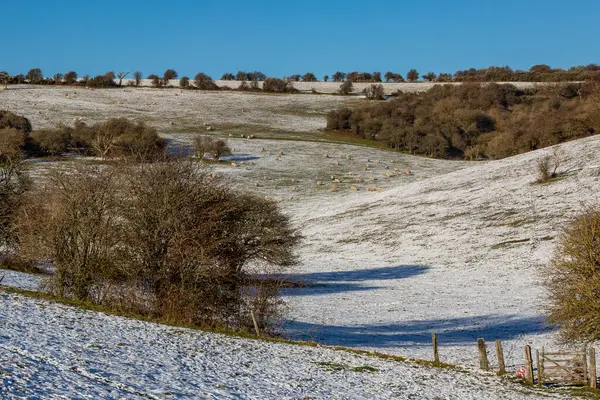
[[30, 128, 72, 155], [87, 75, 117, 88], [0, 129, 30, 255], [332, 71, 346, 82], [338, 81, 354, 95], [17, 161, 300, 332], [17, 166, 120, 300], [363, 84, 385, 100], [0, 110, 32, 133], [194, 73, 219, 90], [79, 118, 166, 161], [301, 73, 317, 82], [545, 206, 600, 341], [406, 69, 419, 82], [180, 76, 190, 88], [64, 71, 78, 85], [194, 136, 231, 160], [536, 147, 565, 183], [33, 118, 166, 160], [163, 69, 178, 86], [262, 78, 294, 93], [326, 108, 353, 130], [326, 83, 598, 159], [26, 68, 43, 84], [133, 71, 143, 87]]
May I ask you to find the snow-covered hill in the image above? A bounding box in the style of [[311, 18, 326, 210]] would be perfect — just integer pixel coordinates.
[[281, 134, 600, 368], [0, 288, 579, 399]]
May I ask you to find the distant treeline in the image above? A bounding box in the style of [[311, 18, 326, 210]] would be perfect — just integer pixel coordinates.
[[2, 64, 600, 88], [326, 82, 600, 160]]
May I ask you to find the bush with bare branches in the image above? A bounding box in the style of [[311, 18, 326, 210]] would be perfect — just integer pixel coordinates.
[[17, 161, 300, 333], [545, 206, 600, 341], [194, 136, 231, 160]]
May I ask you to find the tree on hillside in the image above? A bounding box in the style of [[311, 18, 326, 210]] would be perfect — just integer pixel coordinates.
[[53, 73, 63, 84], [179, 76, 190, 88], [0, 72, 8, 89], [26, 68, 43, 84], [288, 74, 301, 82], [437, 73, 452, 82], [406, 69, 419, 82], [105, 71, 116, 81], [301, 72, 317, 82], [422, 72, 437, 82], [384, 71, 404, 82], [530, 64, 552, 73], [372, 72, 382, 82], [323, 75, 329, 82], [363, 84, 384, 100], [116, 72, 130, 87], [194, 73, 218, 90], [235, 71, 246, 81], [163, 69, 178, 86], [147, 74, 162, 88], [332, 71, 346, 82], [221, 73, 235, 81], [64, 71, 78, 85], [338, 81, 353, 95], [346, 71, 359, 82], [133, 71, 143, 87]]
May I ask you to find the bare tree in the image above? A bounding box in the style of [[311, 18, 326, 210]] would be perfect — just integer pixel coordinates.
[[116, 72, 130, 87]]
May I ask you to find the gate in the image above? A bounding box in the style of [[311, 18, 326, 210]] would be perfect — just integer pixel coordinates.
[[537, 349, 588, 386]]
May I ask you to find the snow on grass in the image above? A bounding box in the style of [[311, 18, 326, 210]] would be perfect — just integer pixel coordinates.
[[0, 85, 354, 134], [2, 87, 600, 396], [0, 290, 579, 399], [279, 135, 600, 369]]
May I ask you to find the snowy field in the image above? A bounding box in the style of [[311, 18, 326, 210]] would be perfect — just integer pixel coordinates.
[[0, 289, 582, 399], [1, 86, 599, 397]]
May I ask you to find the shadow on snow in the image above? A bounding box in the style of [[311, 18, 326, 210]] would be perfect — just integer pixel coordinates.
[[280, 265, 429, 296], [284, 314, 553, 348]]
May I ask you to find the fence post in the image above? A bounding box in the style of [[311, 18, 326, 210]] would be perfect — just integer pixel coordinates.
[[477, 338, 489, 371], [536, 349, 543, 387], [524, 345, 534, 384], [583, 346, 588, 386], [250, 310, 260, 336], [432, 333, 439, 363], [590, 347, 597, 389], [495, 340, 505, 375]]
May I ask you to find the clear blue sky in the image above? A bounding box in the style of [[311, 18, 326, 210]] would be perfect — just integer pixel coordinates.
[[2, 0, 598, 79]]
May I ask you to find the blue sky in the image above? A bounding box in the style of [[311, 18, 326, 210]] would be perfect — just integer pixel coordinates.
[[2, 0, 598, 79]]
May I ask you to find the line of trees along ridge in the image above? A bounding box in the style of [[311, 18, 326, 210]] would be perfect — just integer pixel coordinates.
[[3, 64, 600, 88]]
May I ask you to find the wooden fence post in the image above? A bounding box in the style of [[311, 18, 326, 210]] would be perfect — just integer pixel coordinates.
[[524, 345, 534, 384], [536, 349, 543, 387], [432, 333, 439, 363], [477, 338, 489, 371], [583, 346, 588, 386], [590, 347, 597, 389], [495, 340, 505, 375], [250, 310, 260, 337]]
